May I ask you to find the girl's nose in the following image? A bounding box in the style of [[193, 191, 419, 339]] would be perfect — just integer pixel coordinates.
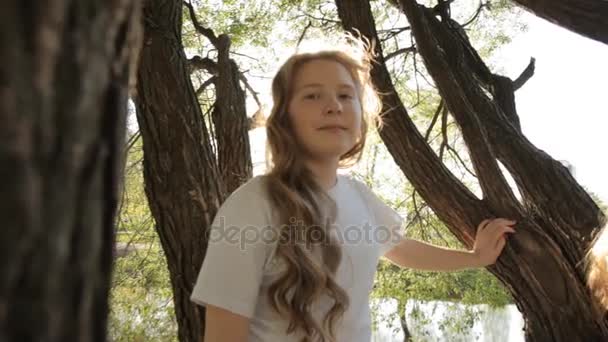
[[324, 96, 343, 115]]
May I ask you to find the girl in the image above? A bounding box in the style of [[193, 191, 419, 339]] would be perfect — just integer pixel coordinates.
[[191, 43, 516, 342]]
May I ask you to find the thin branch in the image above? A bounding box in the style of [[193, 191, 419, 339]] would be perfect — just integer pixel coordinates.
[[126, 156, 144, 174], [439, 104, 449, 159], [296, 11, 341, 25], [408, 94, 433, 110], [385, 46, 416, 62], [462, 2, 487, 28], [318, 2, 341, 23], [196, 76, 216, 96], [412, 48, 421, 105], [513, 57, 536, 90], [410, 189, 424, 227], [244, 73, 273, 80], [410, 191, 451, 245], [203, 104, 218, 156], [446, 144, 478, 178], [297, 20, 313, 48], [184, 1, 219, 47], [378, 26, 411, 34], [239, 74, 261, 107], [229, 51, 260, 62], [380, 26, 412, 42], [424, 100, 443, 141], [125, 130, 141, 153], [425, 210, 451, 247], [415, 64, 437, 89]]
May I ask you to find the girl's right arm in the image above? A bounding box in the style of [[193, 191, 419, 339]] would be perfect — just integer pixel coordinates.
[[204, 304, 250, 342]]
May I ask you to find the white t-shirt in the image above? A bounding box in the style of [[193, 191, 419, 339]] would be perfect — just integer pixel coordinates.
[[191, 174, 405, 342]]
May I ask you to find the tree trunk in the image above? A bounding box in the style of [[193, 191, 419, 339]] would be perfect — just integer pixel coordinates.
[[510, 0, 608, 44], [335, 0, 608, 340], [212, 35, 253, 194], [0, 1, 141, 341], [399, 303, 412, 342], [135, 0, 252, 340]]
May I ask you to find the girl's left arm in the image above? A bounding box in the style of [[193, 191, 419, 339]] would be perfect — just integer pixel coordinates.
[[384, 218, 516, 271]]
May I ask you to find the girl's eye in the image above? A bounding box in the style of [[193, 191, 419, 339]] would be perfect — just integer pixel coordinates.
[[304, 93, 320, 100], [339, 94, 353, 100]]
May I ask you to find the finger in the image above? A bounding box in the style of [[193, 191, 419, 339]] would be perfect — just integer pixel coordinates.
[[493, 226, 515, 240], [478, 219, 492, 231], [495, 218, 517, 227], [497, 225, 516, 234]]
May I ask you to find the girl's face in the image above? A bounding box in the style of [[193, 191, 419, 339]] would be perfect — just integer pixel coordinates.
[[287, 59, 362, 162]]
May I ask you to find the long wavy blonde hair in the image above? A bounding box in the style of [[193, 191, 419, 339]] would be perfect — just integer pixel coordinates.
[[263, 42, 381, 341], [587, 222, 608, 315]]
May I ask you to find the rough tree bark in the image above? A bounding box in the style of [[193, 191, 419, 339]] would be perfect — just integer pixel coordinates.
[[135, 0, 252, 340], [212, 35, 253, 193], [510, 0, 608, 44], [184, 1, 253, 193], [335, 0, 608, 340], [0, 1, 141, 341]]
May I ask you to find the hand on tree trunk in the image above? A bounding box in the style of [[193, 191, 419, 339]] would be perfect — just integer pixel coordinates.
[[473, 218, 517, 266]]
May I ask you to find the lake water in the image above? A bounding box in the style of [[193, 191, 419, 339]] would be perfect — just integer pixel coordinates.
[[371, 300, 525, 342]]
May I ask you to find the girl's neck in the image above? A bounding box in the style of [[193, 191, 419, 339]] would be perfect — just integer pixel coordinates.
[[305, 157, 339, 191]]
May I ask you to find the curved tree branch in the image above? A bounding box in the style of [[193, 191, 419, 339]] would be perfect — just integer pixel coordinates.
[[462, 1, 487, 28], [513, 57, 536, 90], [510, 0, 608, 45], [184, 1, 219, 47], [188, 55, 217, 74], [335, 0, 487, 246]]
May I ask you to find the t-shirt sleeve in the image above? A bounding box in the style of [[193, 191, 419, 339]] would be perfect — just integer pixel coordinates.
[[355, 180, 406, 256], [190, 180, 272, 319]]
